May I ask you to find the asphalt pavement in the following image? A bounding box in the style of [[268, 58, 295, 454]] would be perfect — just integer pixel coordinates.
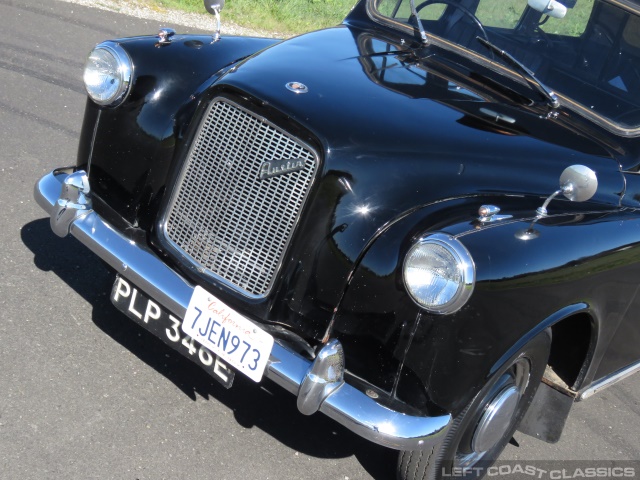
[[0, 0, 639, 478]]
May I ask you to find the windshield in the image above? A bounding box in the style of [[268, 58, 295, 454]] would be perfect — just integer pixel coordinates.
[[370, 0, 640, 134]]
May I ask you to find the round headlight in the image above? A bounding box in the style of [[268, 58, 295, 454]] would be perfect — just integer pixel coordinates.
[[83, 41, 132, 107], [403, 233, 475, 314]]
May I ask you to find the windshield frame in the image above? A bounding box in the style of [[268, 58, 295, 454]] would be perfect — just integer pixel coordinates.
[[365, 0, 640, 137]]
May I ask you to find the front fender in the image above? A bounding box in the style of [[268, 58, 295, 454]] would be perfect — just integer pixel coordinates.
[[331, 196, 509, 413], [77, 34, 280, 226], [334, 198, 640, 415]]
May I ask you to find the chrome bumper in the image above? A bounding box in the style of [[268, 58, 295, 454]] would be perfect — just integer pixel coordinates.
[[34, 168, 451, 451]]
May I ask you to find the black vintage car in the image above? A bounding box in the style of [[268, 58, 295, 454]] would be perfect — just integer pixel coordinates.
[[35, 0, 640, 478]]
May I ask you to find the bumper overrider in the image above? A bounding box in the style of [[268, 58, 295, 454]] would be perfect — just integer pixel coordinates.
[[34, 168, 451, 451]]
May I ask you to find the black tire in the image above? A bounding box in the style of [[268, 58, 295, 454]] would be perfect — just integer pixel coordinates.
[[397, 329, 551, 480]]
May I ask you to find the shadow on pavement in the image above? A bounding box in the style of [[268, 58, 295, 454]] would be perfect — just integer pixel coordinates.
[[22, 217, 397, 479]]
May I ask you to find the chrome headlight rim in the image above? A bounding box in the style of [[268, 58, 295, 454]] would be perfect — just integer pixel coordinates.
[[83, 41, 133, 107], [403, 233, 475, 315]]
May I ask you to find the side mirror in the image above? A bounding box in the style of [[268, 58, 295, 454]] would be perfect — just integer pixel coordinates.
[[204, 0, 224, 15], [203, 0, 225, 42], [516, 165, 598, 241], [528, 0, 568, 19], [559, 164, 598, 203], [537, 165, 598, 216]]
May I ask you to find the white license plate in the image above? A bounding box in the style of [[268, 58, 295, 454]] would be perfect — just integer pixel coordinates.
[[182, 286, 274, 382]]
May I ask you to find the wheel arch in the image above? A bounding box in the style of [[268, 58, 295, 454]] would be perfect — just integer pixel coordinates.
[[491, 303, 597, 392], [548, 310, 597, 391], [516, 305, 599, 443]]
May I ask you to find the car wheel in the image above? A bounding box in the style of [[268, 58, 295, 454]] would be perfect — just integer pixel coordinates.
[[397, 329, 551, 480]]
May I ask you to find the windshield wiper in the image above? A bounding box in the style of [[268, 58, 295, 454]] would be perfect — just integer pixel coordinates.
[[410, 0, 429, 45], [476, 36, 559, 109]]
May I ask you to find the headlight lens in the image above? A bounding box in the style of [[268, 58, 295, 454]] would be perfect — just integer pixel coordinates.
[[403, 233, 475, 314], [83, 41, 132, 106]]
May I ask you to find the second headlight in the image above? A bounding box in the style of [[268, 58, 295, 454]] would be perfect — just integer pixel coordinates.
[[83, 41, 132, 107], [403, 233, 475, 314]]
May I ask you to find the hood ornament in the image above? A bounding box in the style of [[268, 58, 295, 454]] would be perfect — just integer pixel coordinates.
[[477, 205, 512, 224], [156, 28, 176, 46]]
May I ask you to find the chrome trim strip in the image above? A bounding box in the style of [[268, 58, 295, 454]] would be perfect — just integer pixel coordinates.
[[578, 360, 640, 401], [35, 169, 452, 451]]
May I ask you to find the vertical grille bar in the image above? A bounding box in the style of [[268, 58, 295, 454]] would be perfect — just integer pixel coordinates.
[[163, 98, 318, 297]]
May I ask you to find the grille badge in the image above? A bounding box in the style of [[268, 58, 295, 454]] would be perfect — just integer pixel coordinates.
[[259, 159, 306, 179]]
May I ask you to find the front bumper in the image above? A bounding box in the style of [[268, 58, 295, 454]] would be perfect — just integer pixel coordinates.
[[34, 168, 451, 451]]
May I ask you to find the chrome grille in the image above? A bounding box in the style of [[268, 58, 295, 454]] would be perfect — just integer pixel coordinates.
[[163, 98, 318, 297]]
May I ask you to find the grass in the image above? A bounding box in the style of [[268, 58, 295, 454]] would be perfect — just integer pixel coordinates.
[[152, 0, 595, 37], [154, 0, 357, 34]]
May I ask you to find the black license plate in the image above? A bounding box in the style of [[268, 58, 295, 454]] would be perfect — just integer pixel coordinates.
[[110, 276, 235, 388]]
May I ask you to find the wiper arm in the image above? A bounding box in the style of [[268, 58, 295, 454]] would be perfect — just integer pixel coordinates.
[[476, 36, 559, 109], [410, 0, 429, 45]]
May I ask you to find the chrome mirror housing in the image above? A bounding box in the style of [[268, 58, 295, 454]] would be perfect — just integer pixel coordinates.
[[559, 164, 598, 202], [536, 165, 598, 216], [204, 0, 224, 15], [527, 0, 568, 19], [517, 165, 598, 240], [203, 0, 225, 42]]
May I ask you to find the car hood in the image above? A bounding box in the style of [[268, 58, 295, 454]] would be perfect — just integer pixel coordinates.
[[220, 25, 621, 196], [204, 25, 626, 337]]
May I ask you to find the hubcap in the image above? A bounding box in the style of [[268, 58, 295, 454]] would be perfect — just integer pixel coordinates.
[[471, 385, 520, 453], [454, 357, 531, 470]]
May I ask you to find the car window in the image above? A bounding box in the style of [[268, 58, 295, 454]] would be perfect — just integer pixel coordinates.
[[539, 0, 594, 36], [376, 0, 446, 21], [370, 0, 640, 134], [475, 0, 527, 29]]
